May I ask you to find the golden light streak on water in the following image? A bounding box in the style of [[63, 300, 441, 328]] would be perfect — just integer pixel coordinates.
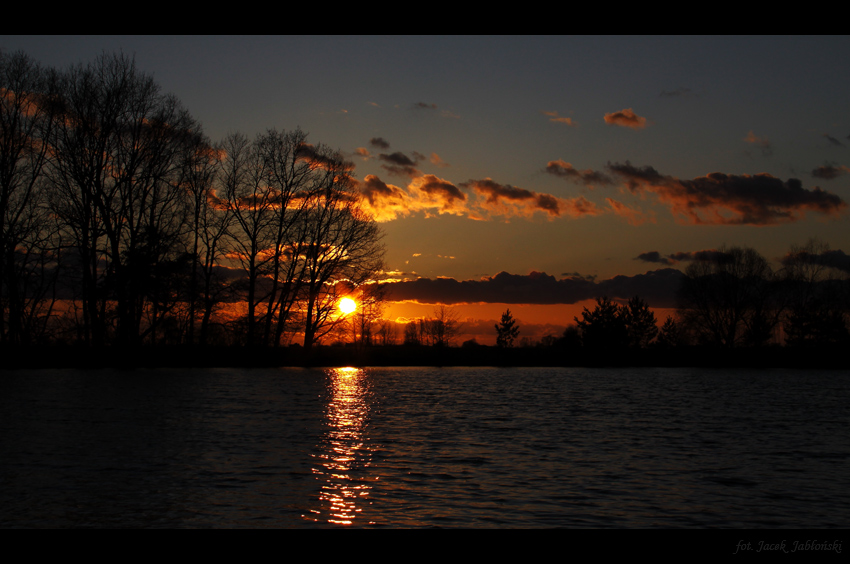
[[305, 367, 374, 525]]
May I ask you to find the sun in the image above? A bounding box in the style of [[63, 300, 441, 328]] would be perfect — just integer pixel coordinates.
[[339, 297, 357, 314]]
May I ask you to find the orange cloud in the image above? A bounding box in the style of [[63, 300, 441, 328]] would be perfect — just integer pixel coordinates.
[[603, 108, 648, 129], [743, 130, 772, 155], [359, 174, 602, 222], [606, 198, 655, 226], [542, 110, 577, 126], [359, 175, 412, 222], [408, 174, 467, 216], [465, 178, 600, 220], [430, 153, 449, 168]]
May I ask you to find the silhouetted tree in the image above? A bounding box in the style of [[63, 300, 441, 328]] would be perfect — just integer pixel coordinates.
[[219, 131, 276, 347], [678, 246, 781, 348], [375, 319, 398, 346], [0, 50, 60, 344], [349, 282, 389, 347], [780, 239, 849, 347], [300, 155, 384, 352], [495, 308, 519, 348], [621, 295, 658, 348], [403, 319, 422, 346], [49, 52, 199, 346], [656, 315, 687, 348], [575, 296, 628, 350], [180, 134, 231, 345], [425, 305, 460, 347]]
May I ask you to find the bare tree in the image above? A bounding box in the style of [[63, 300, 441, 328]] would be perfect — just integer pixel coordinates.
[[48, 52, 199, 346], [780, 239, 849, 346], [349, 282, 389, 347], [375, 318, 398, 346], [299, 155, 385, 352], [0, 50, 60, 344], [678, 246, 781, 348], [426, 305, 461, 347], [218, 132, 277, 346]]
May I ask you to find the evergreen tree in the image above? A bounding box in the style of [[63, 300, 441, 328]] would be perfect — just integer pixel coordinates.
[[495, 308, 520, 348], [622, 295, 658, 348], [574, 296, 628, 350]]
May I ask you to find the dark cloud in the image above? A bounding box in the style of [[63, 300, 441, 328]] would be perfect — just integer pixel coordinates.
[[383, 269, 686, 308], [544, 160, 613, 186], [823, 134, 845, 148], [635, 251, 673, 266], [603, 108, 648, 129], [296, 143, 352, 171], [370, 137, 390, 149], [636, 249, 734, 265], [812, 164, 850, 180], [413, 102, 437, 110], [413, 174, 466, 210], [463, 178, 600, 219], [781, 248, 850, 273], [378, 151, 422, 177], [669, 249, 734, 263], [607, 161, 846, 225]]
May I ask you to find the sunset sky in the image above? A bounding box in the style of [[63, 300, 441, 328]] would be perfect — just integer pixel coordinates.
[[5, 35, 850, 343]]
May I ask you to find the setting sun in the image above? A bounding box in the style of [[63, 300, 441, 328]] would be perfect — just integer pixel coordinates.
[[339, 297, 357, 314]]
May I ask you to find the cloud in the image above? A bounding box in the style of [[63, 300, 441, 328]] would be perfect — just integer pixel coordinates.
[[544, 160, 613, 186], [378, 151, 423, 177], [823, 134, 845, 148], [635, 251, 673, 266], [606, 198, 654, 226], [359, 175, 413, 222], [413, 102, 437, 110], [358, 174, 602, 223], [603, 108, 648, 129], [463, 178, 601, 220], [812, 164, 850, 180], [409, 174, 467, 216], [382, 269, 686, 308], [357, 174, 467, 221], [636, 249, 734, 265], [780, 248, 850, 273], [542, 110, 577, 126], [430, 153, 449, 168], [744, 130, 773, 156], [370, 137, 390, 149], [607, 161, 846, 225]]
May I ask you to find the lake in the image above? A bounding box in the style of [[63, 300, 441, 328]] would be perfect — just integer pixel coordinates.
[[0, 366, 847, 528]]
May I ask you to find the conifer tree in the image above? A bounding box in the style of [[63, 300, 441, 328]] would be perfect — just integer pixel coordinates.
[[495, 308, 520, 348]]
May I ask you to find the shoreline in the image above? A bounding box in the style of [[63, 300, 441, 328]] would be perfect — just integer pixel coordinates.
[[1, 344, 847, 371]]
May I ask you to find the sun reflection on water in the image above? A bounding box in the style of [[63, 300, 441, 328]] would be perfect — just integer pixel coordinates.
[[305, 367, 375, 525]]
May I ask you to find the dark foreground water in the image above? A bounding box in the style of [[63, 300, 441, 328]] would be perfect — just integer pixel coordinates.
[[0, 366, 847, 528]]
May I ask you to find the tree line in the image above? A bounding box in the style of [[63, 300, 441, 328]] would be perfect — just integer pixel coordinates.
[[503, 240, 849, 353], [0, 50, 384, 350]]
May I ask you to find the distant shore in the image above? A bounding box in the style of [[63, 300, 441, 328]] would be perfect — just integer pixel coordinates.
[[1, 344, 847, 370]]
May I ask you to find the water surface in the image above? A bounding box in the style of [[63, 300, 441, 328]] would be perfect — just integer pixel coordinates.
[[0, 366, 847, 528]]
